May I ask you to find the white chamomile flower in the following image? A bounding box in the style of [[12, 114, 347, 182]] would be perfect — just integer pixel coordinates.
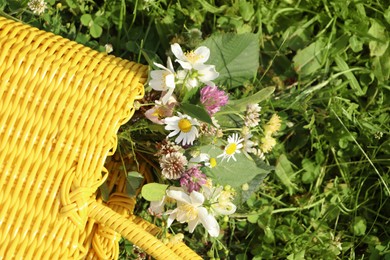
[[217, 133, 244, 162], [164, 113, 199, 146], [171, 43, 210, 70], [149, 57, 176, 104]]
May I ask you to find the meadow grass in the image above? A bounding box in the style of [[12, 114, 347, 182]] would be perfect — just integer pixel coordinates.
[[2, 0, 389, 259]]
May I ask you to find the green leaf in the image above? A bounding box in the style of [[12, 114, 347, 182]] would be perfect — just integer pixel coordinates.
[[301, 159, 320, 184], [65, 0, 78, 9], [198, 0, 227, 13], [247, 213, 259, 224], [181, 87, 200, 104], [75, 33, 90, 45], [201, 144, 271, 188], [372, 46, 390, 83], [90, 23, 103, 38], [125, 171, 144, 196], [202, 33, 259, 88], [141, 183, 168, 202], [275, 154, 299, 195], [334, 55, 365, 96], [80, 14, 92, 26], [240, 168, 271, 203], [239, 1, 255, 22], [351, 216, 367, 236], [385, 7, 390, 24], [94, 16, 108, 26], [180, 103, 214, 125], [293, 37, 326, 77], [219, 87, 275, 113], [368, 19, 389, 57]]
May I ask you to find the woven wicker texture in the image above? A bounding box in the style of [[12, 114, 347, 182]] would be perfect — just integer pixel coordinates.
[[0, 16, 201, 259]]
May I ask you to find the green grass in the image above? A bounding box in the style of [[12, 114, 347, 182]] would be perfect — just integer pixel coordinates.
[[2, 0, 389, 259]]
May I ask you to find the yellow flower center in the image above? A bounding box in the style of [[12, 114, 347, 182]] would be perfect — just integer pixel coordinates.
[[185, 51, 202, 64], [209, 157, 217, 168], [225, 143, 237, 155], [178, 118, 192, 133]]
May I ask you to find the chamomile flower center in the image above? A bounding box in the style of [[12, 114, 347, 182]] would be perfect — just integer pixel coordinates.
[[209, 157, 217, 168], [225, 143, 237, 155], [178, 118, 192, 133]]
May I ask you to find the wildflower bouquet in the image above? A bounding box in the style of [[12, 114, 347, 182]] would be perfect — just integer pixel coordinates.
[[119, 33, 282, 255]]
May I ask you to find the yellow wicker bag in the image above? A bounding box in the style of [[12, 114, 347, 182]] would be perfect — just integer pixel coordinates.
[[0, 16, 201, 259]]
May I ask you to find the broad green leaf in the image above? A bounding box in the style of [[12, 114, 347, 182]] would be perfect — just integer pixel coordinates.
[[385, 7, 390, 24], [368, 19, 389, 57], [65, 0, 78, 9], [90, 23, 103, 38], [351, 216, 367, 236], [198, 0, 227, 13], [293, 37, 326, 77], [239, 1, 255, 22], [247, 213, 259, 224], [80, 14, 92, 26], [201, 144, 271, 188], [141, 183, 168, 201], [301, 159, 320, 184], [275, 154, 299, 195], [334, 55, 365, 96], [125, 171, 144, 196], [372, 46, 390, 83], [75, 33, 90, 45], [94, 16, 108, 26], [219, 87, 275, 113], [181, 87, 200, 104], [263, 226, 275, 244], [214, 113, 243, 128], [349, 35, 363, 53], [202, 33, 259, 88], [180, 103, 214, 125], [240, 170, 270, 203]]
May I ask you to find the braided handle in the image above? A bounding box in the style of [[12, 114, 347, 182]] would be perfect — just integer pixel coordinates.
[[88, 201, 183, 259]]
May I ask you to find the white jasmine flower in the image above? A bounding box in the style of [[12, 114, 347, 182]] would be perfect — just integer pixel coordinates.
[[149, 57, 176, 104], [171, 43, 210, 70], [149, 195, 167, 215], [217, 133, 244, 162], [164, 113, 199, 146], [176, 65, 219, 89], [165, 188, 220, 237]]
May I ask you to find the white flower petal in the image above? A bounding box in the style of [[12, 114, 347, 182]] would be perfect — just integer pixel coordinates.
[[197, 207, 220, 237], [149, 197, 166, 214], [177, 60, 193, 70], [161, 87, 175, 104], [189, 191, 205, 206], [166, 210, 177, 227], [171, 43, 186, 60], [187, 218, 200, 233], [194, 46, 210, 63], [166, 189, 191, 204], [213, 202, 237, 215]]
